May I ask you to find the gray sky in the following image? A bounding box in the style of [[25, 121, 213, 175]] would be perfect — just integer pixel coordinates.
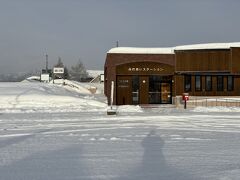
[[0, 0, 240, 74]]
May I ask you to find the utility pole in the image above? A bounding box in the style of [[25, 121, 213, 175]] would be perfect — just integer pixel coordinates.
[[116, 41, 119, 47], [45, 54, 48, 72]]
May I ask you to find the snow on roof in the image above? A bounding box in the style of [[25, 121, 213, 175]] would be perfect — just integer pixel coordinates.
[[107, 42, 240, 54], [107, 47, 174, 54], [87, 70, 104, 78], [175, 42, 240, 51]]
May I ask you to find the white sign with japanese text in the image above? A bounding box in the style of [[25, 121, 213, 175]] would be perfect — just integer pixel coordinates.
[[53, 67, 64, 74]]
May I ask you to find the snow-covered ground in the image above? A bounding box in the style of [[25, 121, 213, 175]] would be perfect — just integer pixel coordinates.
[[0, 82, 240, 180]]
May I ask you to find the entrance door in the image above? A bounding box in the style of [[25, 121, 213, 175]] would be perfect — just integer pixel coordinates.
[[161, 83, 171, 104], [149, 76, 172, 104], [149, 81, 161, 104]]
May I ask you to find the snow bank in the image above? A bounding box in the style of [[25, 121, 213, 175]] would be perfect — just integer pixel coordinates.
[[62, 79, 92, 94], [117, 105, 143, 113], [192, 106, 240, 112], [0, 82, 107, 113]]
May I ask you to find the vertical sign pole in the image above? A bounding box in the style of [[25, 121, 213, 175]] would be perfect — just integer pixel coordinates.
[[46, 54, 48, 73], [111, 81, 114, 110]]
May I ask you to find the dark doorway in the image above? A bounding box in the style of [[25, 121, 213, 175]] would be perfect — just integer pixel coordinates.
[[149, 76, 172, 104]]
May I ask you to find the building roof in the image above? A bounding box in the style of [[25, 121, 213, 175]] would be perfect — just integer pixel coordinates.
[[107, 42, 240, 54], [107, 47, 174, 54], [175, 42, 240, 51]]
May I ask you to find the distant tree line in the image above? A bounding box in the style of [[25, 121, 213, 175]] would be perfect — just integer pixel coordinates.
[[0, 57, 90, 82], [0, 71, 40, 82], [53, 57, 89, 82]]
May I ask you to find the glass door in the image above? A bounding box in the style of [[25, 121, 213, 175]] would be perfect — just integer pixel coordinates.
[[149, 76, 172, 104], [132, 76, 139, 104], [149, 82, 161, 104]]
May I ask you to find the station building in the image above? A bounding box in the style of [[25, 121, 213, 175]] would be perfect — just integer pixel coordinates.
[[104, 43, 240, 105]]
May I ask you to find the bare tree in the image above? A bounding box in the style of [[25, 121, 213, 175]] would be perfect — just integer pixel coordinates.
[[69, 59, 88, 82], [54, 57, 64, 67]]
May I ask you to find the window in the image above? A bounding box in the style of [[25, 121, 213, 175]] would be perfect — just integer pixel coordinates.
[[227, 76, 234, 91], [149, 76, 161, 104], [132, 76, 139, 104], [217, 76, 224, 91], [195, 76, 202, 91], [184, 75, 191, 92], [205, 76, 212, 91]]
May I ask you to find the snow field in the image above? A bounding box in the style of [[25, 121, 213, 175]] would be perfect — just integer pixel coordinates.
[[0, 82, 240, 179]]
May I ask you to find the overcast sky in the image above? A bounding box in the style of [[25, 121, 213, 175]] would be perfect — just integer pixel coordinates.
[[0, 0, 240, 74]]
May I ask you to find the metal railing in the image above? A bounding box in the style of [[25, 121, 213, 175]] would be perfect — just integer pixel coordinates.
[[186, 96, 240, 107]]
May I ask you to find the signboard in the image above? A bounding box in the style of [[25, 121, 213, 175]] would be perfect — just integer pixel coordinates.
[[41, 74, 50, 82], [100, 74, 104, 82], [182, 93, 189, 101], [53, 67, 64, 74], [127, 67, 164, 72], [116, 62, 174, 75]]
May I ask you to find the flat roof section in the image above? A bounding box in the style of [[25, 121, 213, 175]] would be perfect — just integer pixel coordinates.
[[107, 42, 240, 54], [175, 42, 240, 51], [107, 47, 174, 54]]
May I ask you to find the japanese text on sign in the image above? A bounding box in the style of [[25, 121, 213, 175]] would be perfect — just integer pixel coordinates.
[[53, 67, 64, 74], [127, 67, 164, 72]]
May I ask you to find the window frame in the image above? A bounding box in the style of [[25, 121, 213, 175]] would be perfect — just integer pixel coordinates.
[[217, 76, 224, 91], [227, 76, 234, 91], [184, 75, 191, 92], [205, 75, 212, 91], [195, 75, 202, 91]]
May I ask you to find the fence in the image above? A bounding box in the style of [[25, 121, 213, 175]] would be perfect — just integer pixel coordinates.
[[185, 96, 240, 107]]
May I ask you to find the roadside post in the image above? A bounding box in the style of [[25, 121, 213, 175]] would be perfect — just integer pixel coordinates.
[[182, 93, 189, 109], [53, 67, 64, 84], [107, 81, 117, 115]]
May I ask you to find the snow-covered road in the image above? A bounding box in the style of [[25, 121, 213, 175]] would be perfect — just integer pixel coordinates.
[[0, 82, 240, 180]]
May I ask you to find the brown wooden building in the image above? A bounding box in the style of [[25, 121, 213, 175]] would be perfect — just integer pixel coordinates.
[[104, 43, 240, 105]]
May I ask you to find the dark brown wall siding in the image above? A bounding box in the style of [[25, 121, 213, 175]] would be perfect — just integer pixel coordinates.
[[139, 76, 149, 104], [107, 53, 175, 66], [234, 77, 240, 94], [175, 50, 230, 72], [116, 76, 132, 105], [231, 47, 240, 74], [175, 75, 184, 96]]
